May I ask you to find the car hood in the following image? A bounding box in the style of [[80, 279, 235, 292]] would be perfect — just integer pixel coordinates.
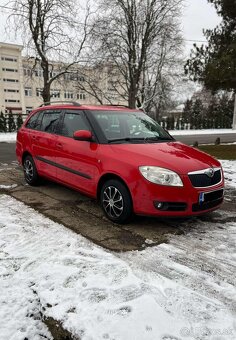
[[110, 141, 221, 174]]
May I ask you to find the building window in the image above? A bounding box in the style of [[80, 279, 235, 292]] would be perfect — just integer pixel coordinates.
[[51, 89, 60, 98], [64, 73, 70, 81], [35, 69, 43, 77], [26, 107, 33, 114], [77, 93, 86, 100], [78, 76, 85, 82], [3, 78, 19, 83], [25, 87, 32, 96], [50, 71, 59, 78], [4, 89, 19, 93], [2, 68, 18, 72], [64, 91, 74, 99], [24, 68, 32, 77], [5, 99, 20, 103], [1, 56, 17, 62], [36, 88, 43, 97]]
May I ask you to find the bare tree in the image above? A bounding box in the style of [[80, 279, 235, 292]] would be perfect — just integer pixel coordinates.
[[8, 0, 91, 103], [82, 0, 183, 109], [76, 61, 128, 105]]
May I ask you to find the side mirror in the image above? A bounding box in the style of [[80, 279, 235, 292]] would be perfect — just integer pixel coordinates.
[[73, 130, 92, 141]]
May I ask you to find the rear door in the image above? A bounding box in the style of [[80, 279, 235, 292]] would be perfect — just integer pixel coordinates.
[[55, 109, 99, 195], [33, 110, 62, 180], [20, 110, 44, 161]]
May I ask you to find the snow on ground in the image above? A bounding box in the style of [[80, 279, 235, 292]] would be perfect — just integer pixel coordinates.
[[170, 129, 236, 136], [0, 132, 17, 143], [221, 160, 236, 189], [0, 184, 18, 189], [0, 195, 235, 340]]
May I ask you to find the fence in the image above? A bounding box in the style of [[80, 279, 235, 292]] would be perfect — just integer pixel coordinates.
[[158, 115, 232, 130]]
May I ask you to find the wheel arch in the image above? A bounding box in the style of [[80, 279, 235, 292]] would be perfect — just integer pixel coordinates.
[[22, 151, 32, 163], [97, 173, 133, 203]]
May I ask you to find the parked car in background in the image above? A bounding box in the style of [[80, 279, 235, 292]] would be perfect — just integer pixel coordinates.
[[16, 102, 224, 223]]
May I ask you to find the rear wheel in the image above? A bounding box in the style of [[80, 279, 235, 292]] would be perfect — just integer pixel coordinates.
[[100, 179, 132, 224], [23, 155, 40, 186]]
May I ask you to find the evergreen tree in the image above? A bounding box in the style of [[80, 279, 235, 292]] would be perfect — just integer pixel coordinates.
[[185, 0, 236, 127], [175, 118, 180, 130], [0, 111, 7, 132], [218, 94, 234, 120], [206, 97, 219, 119], [182, 99, 193, 124], [192, 99, 204, 118], [16, 114, 23, 130], [8, 111, 16, 132], [170, 116, 175, 130]]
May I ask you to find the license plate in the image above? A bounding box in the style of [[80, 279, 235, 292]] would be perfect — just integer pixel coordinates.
[[199, 189, 224, 205], [199, 192, 205, 204]]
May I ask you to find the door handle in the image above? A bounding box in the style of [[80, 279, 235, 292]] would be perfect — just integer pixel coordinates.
[[56, 143, 63, 149], [32, 135, 38, 140]]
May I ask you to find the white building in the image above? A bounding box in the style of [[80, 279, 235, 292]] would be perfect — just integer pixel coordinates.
[[0, 41, 127, 115], [0, 42, 26, 114]]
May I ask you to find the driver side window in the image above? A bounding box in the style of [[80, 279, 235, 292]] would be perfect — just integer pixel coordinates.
[[61, 111, 89, 137]]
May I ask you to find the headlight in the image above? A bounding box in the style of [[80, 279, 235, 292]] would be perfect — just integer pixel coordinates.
[[139, 166, 183, 187]]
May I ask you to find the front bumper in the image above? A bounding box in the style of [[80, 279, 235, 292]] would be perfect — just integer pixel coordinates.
[[131, 174, 224, 217]]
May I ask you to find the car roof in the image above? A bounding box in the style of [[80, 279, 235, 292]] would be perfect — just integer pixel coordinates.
[[35, 104, 140, 112]]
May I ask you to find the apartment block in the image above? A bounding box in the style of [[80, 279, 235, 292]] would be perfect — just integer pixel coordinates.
[[0, 42, 26, 114], [0, 41, 127, 115]]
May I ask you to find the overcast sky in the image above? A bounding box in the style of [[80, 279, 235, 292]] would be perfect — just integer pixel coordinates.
[[182, 0, 220, 54], [0, 0, 221, 56]]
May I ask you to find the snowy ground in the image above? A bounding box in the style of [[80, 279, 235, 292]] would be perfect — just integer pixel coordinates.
[[0, 195, 235, 340], [221, 160, 236, 188], [0, 160, 235, 340], [0, 129, 235, 143], [0, 132, 17, 143], [170, 129, 236, 136]]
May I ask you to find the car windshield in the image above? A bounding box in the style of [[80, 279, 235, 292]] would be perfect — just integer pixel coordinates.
[[90, 110, 173, 143]]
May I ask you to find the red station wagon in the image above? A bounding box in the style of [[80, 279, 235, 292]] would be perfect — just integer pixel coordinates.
[[16, 102, 224, 223]]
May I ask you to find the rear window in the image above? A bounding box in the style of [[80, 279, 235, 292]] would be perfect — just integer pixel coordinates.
[[25, 111, 43, 130]]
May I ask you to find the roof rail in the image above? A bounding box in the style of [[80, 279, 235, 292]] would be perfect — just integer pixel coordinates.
[[39, 101, 81, 108], [104, 104, 131, 108]]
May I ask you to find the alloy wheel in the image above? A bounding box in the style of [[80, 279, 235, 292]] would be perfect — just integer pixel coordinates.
[[102, 186, 124, 218], [24, 159, 34, 182]]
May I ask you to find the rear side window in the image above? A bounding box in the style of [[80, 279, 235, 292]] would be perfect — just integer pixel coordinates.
[[61, 111, 89, 137], [26, 111, 43, 130], [41, 111, 61, 133]]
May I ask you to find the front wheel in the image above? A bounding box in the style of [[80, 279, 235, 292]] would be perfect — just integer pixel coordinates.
[[100, 179, 132, 224], [23, 155, 40, 186]]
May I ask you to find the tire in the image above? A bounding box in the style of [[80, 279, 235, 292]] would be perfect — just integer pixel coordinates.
[[100, 179, 133, 224], [23, 155, 40, 186]]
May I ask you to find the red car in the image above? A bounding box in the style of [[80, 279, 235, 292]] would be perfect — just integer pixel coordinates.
[[16, 102, 224, 223]]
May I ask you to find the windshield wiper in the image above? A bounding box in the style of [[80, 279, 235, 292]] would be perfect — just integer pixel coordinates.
[[144, 136, 173, 142], [108, 137, 145, 143], [108, 136, 173, 144]]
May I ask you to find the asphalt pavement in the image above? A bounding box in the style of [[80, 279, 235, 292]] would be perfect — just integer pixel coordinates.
[[0, 143, 16, 164]]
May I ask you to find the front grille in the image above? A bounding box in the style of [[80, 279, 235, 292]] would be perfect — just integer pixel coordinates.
[[188, 169, 222, 187], [192, 189, 224, 212]]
